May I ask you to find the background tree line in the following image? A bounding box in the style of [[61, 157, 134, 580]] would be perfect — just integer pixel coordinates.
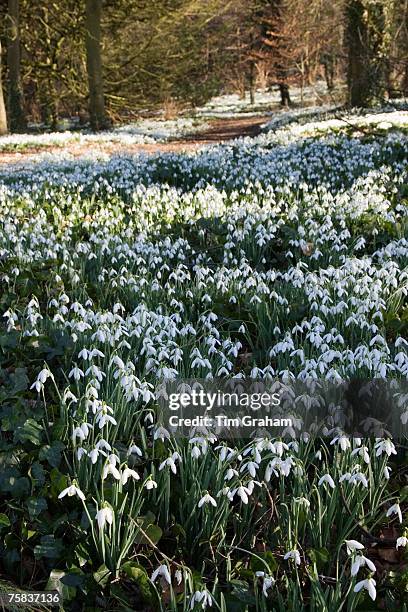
[[0, 0, 407, 134]]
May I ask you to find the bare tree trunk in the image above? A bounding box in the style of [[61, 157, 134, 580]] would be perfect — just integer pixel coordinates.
[[403, 62, 408, 95], [279, 82, 291, 106], [7, 0, 26, 132], [249, 60, 256, 105], [0, 40, 8, 135], [345, 0, 386, 107], [85, 0, 109, 130], [345, 0, 369, 106]]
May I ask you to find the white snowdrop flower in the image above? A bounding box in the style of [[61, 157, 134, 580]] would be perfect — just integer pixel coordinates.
[[102, 463, 121, 480], [191, 446, 201, 459], [375, 439, 396, 457], [318, 474, 335, 489], [190, 590, 212, 609], [69, 365, 84, 381], [95, 439, 111, 452], [315, 450, 322, 460], [80, 422, 93, 437], [175, 569, 183, 585], [284, 550, 301, 565], [345, 540, 365, 554], [351, 446, 370, 464], [255, 572, 275, 596], [241, 461, 259, 478], [89, 448, 106, 464], [96, 504, 114, 531], [30, 380, 44, 393], [401, 411, 408, 425], [351, 554, 376, 576], [97, 413, 117, 428], [38, 368, 53, 384], [154, 426, 170, 441], [107, 453, 120, 466], [145, 478, 158, 490], [386, 503, 402, 523], [396, 536, 407, 549], [121, 467, 140, 485], [383, 465, 392, 480], [273, 441, 288, 456], [128, 444, 143, 457], [63, 388, 77, 403], [354, 577, 376, 601], [72, 427, 86, 443], [265, 460, 278, 482], [198, 492, 217, 508], [151, 564, 171, 585], [215, 445, 236, 462], [235, 485, 250, 504], [76, 447, 88, 460], [331, 436, 351, 451], [30, 367, 53, 392], [78, 348, 89, 360], [225, 468, 238, 481], [58, 484, 85, 501], [159, 452, 181, 474], [349, 473, 368, 488]]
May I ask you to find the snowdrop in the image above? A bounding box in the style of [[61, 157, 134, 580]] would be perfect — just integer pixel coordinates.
[[284, 550, 301, 565], [198, 493, 217, 508], [351, 554, 376, 576], [159, 452, 181, 474], [318, 474, 335, 489], [96, 503, 114, 531], [354, 577, 376, 601], [190, 589, 212, 609], [396, 536, 407, 549], [58, 483, 85, 501], [102, 463, 121, 480], [386, 503, 403, 523], [145, 478, 158, 490], [151, 564, 171, 585], [121, 467, 140, 485], [69, 365, 84, 381], [345, 540, 365, 554], [255, 572, 275, 596]]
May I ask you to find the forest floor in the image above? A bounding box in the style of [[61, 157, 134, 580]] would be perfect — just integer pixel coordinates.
[[0, 116, 268, 165]]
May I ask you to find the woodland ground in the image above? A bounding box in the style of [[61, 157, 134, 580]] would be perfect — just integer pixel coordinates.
[[0, 116, 268, 164]]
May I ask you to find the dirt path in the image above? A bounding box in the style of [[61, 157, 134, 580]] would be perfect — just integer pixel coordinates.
[[0, 116, 269, 165]]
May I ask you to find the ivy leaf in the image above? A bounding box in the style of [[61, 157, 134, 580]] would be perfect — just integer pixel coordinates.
[[308, 547, 330, 571], [93, 564, 111, 589], [121, 562, 158, 606], [134, 512, 162, 546], [26, 497, 48, 519], [46, 569, 77, 602], [39, 441, 65, 468], [230, 580, 256, 605], [0, 513, 11, 528], [34, 535, 64, 559], [14, 418, 43, 446], [250, 551, 278, 574], [29, 462, 46, 487]]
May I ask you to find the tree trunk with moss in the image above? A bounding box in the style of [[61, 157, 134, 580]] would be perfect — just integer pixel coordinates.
[[7, 0, 26, 132], [0, 40, 8, 135], [85, 0, 109, 130]]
